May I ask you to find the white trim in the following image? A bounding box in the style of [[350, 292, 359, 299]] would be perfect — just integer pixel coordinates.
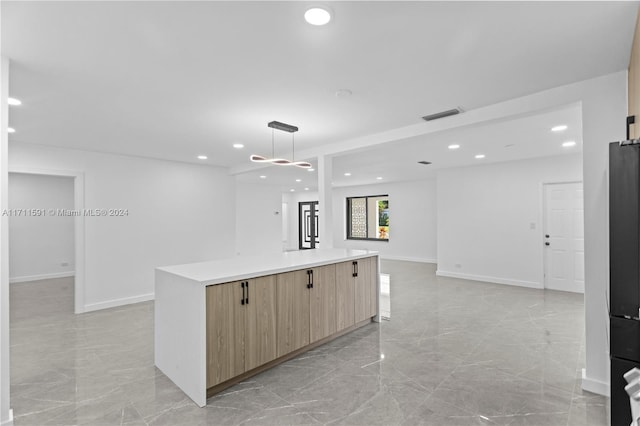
[[581, 368, 610, 396], [83, 293, 154, 313], [436, 269, 542, 289], [8, 166, 86, 314], [380, 255, 436, 264], [1, 409, 13, 426], [10, 271, 74, 284]]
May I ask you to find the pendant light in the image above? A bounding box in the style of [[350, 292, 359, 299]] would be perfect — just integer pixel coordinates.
[[250, 121, 312, 169]]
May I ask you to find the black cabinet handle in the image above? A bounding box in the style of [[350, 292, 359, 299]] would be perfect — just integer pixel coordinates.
[[245, 281, 249, 305], [545, 234, 550, 238], [307, 270, 312, 289], [310, 270, 314, 289], [241, 281, 245, 305], [545, 242, 550, 246], [352, 261, 358, 277]]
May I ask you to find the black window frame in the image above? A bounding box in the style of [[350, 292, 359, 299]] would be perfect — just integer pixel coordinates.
[[346, 194, 389, 242]]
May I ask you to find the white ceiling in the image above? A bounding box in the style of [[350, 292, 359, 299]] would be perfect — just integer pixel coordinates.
[[2, 1, 637, 185], [331, 104, 584, 187], [236, 103, 583, 191]]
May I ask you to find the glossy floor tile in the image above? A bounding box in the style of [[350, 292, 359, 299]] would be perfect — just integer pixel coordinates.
[[10, 261, 608, 425]]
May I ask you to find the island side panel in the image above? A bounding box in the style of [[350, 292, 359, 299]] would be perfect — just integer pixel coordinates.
[[155, 269, 207, 407]]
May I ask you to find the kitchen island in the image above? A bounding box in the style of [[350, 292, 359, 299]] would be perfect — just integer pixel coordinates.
[[154, 248, 379, 407]]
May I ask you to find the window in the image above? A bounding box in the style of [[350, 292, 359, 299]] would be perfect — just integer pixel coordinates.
[[346, 195, 389, 241]]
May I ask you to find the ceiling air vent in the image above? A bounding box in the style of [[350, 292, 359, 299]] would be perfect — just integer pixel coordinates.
[[422, 108, 462, 122], [418, 161, 432, 165]]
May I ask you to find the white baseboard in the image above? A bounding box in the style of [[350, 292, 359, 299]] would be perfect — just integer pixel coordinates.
[[10, 271, 75, 284], [1, 409, 13, 426], [380, 255, 437, 264], [84, 293, 154, 312], [581, 368, 610, 396], [435, 270, 542, 289]]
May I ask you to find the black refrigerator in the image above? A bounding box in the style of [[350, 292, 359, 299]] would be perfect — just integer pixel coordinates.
[[610, 140, 640, 426]]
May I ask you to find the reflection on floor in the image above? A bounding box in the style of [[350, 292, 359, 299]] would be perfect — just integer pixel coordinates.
[[379, 273, 390, 319], [10, 261, 607, 425]]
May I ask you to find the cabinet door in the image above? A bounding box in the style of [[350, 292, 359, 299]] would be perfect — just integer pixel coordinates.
[[245, 275, 277, 371], [206, 282, 245, 388], [354, 259, 372, 323], [335, 261, 355, 331], [368, 257, 378, 318], [310, 264, 337, 343], [277, 269, 310, 357]]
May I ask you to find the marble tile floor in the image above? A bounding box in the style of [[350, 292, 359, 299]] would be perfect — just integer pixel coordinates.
[[9, 261, 608, 426]]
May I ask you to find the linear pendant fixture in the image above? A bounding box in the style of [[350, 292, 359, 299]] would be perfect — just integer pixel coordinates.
[[422, 108, 462, 122], [250, 121, 312, 169]]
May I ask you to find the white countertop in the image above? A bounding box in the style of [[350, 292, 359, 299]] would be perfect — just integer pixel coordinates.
[[156, 248, 378, 285]]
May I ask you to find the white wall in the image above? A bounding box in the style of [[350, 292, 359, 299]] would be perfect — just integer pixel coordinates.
[[331, 179, 437, 263], [415, 71, 624, 395], [8, 142, 236, 312], [1, 57, 12, 426], [436, 154, 582, 288], [235, 182, 283, 256], [8, 173, 75, 282]]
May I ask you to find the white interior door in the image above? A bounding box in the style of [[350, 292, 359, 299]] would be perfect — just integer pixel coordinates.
[[543, 182, 584, 293]]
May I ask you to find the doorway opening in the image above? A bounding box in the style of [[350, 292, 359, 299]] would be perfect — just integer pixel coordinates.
[[543, 181, 585, 293], [8, 168, 85, 313], [298, 201, 319, 250]]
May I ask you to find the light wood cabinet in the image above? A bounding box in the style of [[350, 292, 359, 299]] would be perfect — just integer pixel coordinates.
[[206, 281, 245, 387], [278, 264, 337, 352], [309, 264, 337, 343], [335, 261, 356, 331], [160, 251, 380, 406], [244, 275, 277, 371], [276, 269, 310, 357], [361, 257, 379, 318], [367, 258, 378, 318], [338, 257, 378, 326], [207, 276, 277, 387], [205, 255, 377, 396], [355, 257, 378, 321]]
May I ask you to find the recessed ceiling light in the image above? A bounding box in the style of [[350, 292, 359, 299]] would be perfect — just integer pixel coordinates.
[[335, 89, 352, 98], [260, 175, 267, 179], [290, 189, 295, 192], [308, 168, 315, 172], [7, 98, 21, 106], [475, 154, 485, 159], [562, 141, 577, 147], [304, 187, 309, 191], [197, 155, 207, 160], [7, 128, 15, 133], [295, 179, 301, 182], [376, 177, 383, 180], [551, 125, 568, 132], [344, 172, 351, 176], [233, 143, 244, 149], [448, 144, 460, 150], [304, 7, 331, 26]]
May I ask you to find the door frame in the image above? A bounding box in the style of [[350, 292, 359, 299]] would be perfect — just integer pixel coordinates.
[[540, 180, 583, 292], [9, 166, 86, 314]]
